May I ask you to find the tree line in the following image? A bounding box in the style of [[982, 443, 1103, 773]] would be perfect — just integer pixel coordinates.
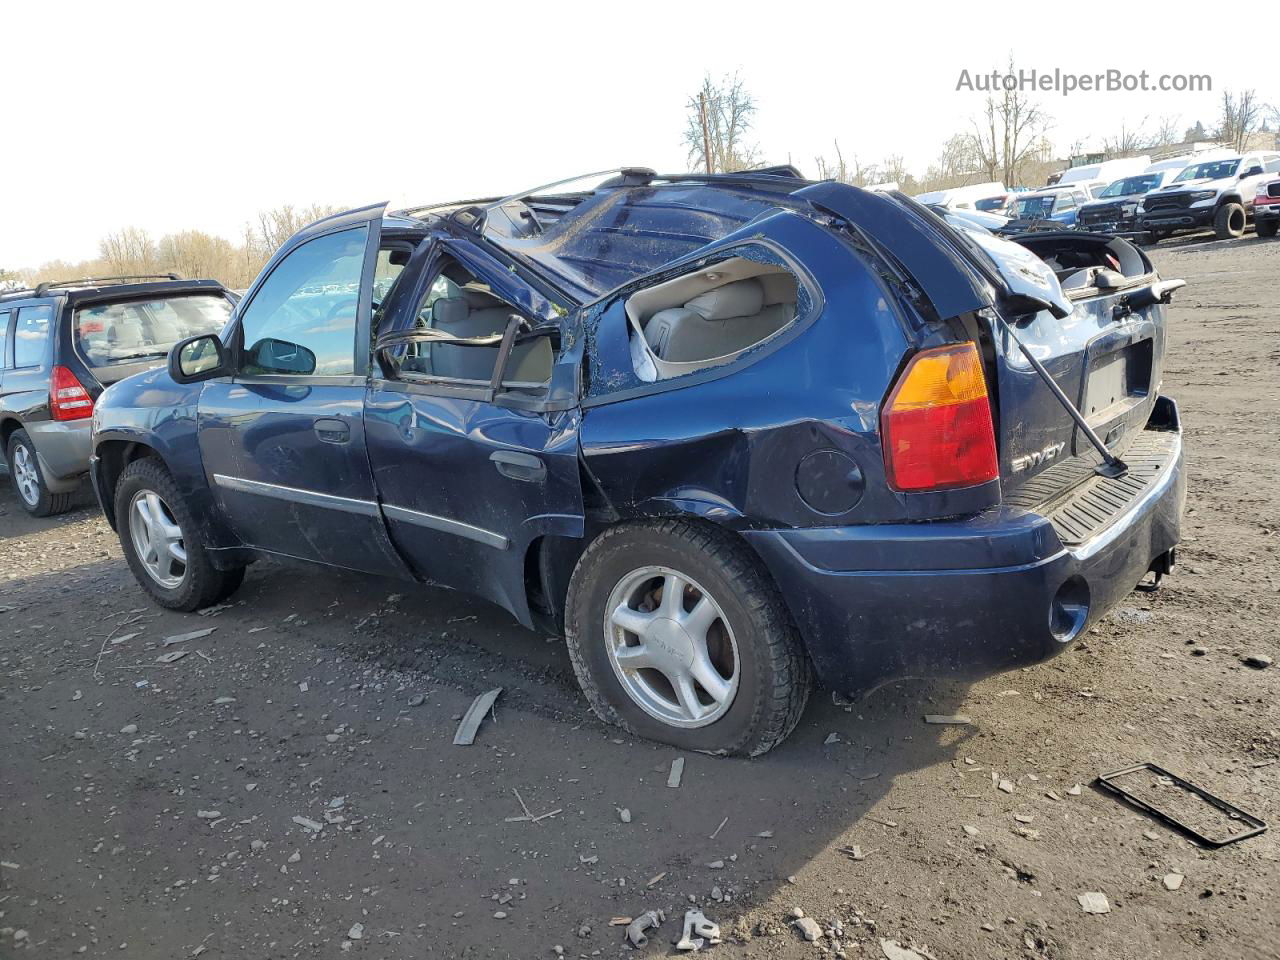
[[3, 204, 342, 292], [685, 66, 1277, 194]]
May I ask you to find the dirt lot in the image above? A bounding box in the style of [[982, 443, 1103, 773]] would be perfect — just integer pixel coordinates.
[[2, 236, 1278, 960]]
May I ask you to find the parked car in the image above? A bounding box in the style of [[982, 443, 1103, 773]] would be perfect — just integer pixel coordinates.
[[1054, 156, 1152, 199], [1, 276, 235, 515], [1253, 176, 1280, 238], [90, 170, 1185, 756], [912, 181, 1008, 212], [1002, 188, 1091, 230], [1075, 159, 1197, 237], [1139, 152, 1280, 241]]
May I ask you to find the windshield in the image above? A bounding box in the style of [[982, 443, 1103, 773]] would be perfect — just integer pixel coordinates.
[[1012, 195, 1057, 219], [1100, 175, 1162, 197], [75, 294, 233, 367], [1173, 159, 1239, 182]]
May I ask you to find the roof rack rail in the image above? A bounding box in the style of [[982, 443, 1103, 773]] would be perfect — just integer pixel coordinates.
[[33, 273, 182, 297]]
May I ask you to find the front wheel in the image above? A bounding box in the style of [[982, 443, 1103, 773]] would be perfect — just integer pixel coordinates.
[[1256, 219, 1279, 239], [565, 519, 811, 757], [1214, 202, 1246, 240], [114, 457, 245, 611]]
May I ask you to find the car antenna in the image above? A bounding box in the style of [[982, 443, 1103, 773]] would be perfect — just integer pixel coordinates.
[[989, 313, 1129, 479]]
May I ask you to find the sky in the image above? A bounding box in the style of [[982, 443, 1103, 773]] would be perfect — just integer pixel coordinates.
[[2, 0, 1274, 267]]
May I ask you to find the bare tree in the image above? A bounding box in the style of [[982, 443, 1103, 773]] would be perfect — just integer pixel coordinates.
[[255, 204, 342, 255], [683, 73, 761, 173], [1217, 89, 1260, 152], [1103, 120, 1148, 157], [969, 58, 1051, 185], [1147, 114, 1183, 149], [813, 140, 879, 186], [99, 227, 157, 275]]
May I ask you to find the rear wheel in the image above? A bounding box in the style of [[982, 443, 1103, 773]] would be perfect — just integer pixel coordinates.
[[114, 457, 245, 611], [1256, 219, 1279, 239], [6, 429, 75, 517], [1213, 202, 1246, 240], [565, 519, 811, 757]]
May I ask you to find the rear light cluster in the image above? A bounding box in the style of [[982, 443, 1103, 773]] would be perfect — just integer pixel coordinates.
[[50, 365, 94, 421], [881, 342, 999, 492]]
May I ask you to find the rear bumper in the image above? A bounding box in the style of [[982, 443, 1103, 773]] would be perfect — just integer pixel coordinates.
[[26, 419, 91, 490], [745, 403, 1184, 692]]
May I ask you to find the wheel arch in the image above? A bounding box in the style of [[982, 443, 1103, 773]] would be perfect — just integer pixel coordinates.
[[94, 438, 163, 530]]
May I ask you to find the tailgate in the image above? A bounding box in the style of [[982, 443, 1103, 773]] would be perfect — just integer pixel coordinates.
[[986, 235, 1166, 501]]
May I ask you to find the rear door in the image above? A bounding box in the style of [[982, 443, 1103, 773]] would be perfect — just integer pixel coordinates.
[[363, 236, 584, 627], [197, 204, 409, 576]]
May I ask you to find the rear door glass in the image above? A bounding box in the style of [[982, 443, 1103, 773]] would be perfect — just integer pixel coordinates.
[[13, 305, 52, 367], [75, 295, 232, 367]]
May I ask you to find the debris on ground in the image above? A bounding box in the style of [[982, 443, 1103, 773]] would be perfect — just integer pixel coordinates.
[[1163, 873, 1184, 891], [624, 910, 663, 947], [1077, 892, 1111, 914], [675, 909, 721, 951], [880, 940, 929, 960], [1241, 654, 1272, 669], [291, 816, 323, 832], [924, 714, 972, 725], [163, 628, 216, 646], [453, 687, 503, 745], [668, 757, 685, 788], [156, 649, 189, 664], [617, 807, 632, 823], [347, 922, 364, 940], [793, 916, 823, 941]]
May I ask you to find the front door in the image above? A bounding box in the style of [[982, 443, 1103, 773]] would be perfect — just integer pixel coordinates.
[[197, 204, 408, 577], [363, 238, 584, 626]]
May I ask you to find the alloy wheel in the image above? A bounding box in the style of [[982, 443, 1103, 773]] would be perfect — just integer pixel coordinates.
[[603, 565, 740, 728], [12, 442, 40, 507], [128, 489, 188, 589]]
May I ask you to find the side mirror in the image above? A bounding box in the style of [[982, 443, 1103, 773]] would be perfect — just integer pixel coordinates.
[[245, 337, 317, 376], [169, 334, 228, 384], [1241, 167, 1264, 179]]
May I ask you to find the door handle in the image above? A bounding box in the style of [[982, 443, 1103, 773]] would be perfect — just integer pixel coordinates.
[[490, 450, 546, 482], [314, 418, 350, 444]]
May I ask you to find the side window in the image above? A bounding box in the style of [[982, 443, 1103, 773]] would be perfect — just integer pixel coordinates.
[[239, 227, 368, 377], [1265, 157, 1280, 174], [384, 257, 553, 390], [0, 311, 10, 368], [13, 305, 53, 368]]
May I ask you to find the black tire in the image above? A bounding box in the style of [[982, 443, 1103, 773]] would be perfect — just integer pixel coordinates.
[[1139, 230, 1168, 246], [6, 429, 76, 517], [1256, 219, 1279, 239], [1214, 202, 1246, 240], [114, 457, 245, 611], [565, 518, 812, 757]]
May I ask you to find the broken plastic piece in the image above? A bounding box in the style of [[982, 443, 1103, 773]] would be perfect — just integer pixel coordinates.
[[676, 909, 721, 951], [624, 909, 663, 947], [453, 687, 503, 745]]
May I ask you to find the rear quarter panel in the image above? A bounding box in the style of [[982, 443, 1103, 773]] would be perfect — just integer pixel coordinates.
[[580, 213, 916, 529]]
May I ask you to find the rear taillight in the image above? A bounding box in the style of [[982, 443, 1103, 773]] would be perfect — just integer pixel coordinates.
[[881, 342, 999, 493], [50, 365, 94, 421]]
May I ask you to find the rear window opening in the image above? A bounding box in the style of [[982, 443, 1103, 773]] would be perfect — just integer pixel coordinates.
[[626, 256, 800, 381], [75, 295, 233, 367]]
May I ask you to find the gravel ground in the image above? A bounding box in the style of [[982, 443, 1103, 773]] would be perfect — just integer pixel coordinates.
[[1, 236, 1277, 960]]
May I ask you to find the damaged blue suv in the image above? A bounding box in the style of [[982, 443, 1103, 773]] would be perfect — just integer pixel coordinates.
[[89, 168, 1185, 756]]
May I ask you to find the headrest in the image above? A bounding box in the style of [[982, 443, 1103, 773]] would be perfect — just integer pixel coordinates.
[[459, 286, 501, 308], [685, 277, 764, 321], [431, 297, 470, 327]]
